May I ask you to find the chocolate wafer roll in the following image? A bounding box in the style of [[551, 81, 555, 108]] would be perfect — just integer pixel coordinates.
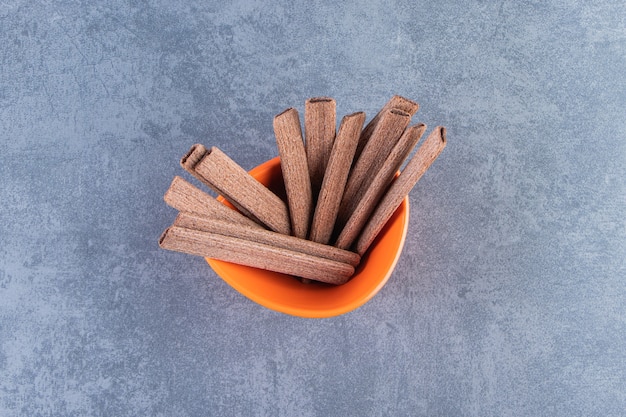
[[335, 123, 426, 250], [164, 176, 261, 228], [159, 226, 354, 285], [274, 107, 313, 238], [174, 212, 360, 266], [305, 97, 337, 198], [181, 144, 291, 235], [308, 112, 365, 244], [355, 95, 419, 160], [337, 108, 411, 228], [355, 126, 447, 255]]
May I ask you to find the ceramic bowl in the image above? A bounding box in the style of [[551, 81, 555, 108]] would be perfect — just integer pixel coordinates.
[[207, 157, 409, 318]]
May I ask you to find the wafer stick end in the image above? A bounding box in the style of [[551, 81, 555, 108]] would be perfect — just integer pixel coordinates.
[[180, 144, 208, 170]]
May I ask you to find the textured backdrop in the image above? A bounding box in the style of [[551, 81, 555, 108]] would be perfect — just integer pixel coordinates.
[[1, 0, 625, 416]]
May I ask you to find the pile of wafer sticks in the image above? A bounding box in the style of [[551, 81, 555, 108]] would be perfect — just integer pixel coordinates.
[[159, 95, 446, 285]]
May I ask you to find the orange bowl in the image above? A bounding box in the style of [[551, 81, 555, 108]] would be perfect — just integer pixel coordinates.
[[206, 157, 409, 318]]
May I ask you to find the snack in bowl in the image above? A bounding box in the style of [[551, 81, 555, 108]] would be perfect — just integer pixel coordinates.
[[159, 95, 446, 316]]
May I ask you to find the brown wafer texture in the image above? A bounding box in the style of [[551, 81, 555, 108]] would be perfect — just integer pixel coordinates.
[[174, 212, 360, 267], [355, 95, 419, 161], [334, 123, 427, 250], [273, 107, 313, 239], [159, 226, 354, 285], [336, 108, 412, 229], [180, 144, 291, 235], [355, 126, 447, 255], [308, 112, 365, 245], [164, 176, 261, 228], [161, 95, 446, 286], [305, 97, 337, 198]]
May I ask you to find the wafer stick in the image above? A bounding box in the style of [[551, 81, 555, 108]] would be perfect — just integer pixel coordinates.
[[273, 108, 313, 238], [305, 97, 336, 198], [174, 212, 360, 266], [181, 144, 291, 235], [355, 127, 447, 255], [159, 226, 354, 285], [334, 123, 426, 250], [337, 109, 411, 228], [164, 176, 261, 228], [308, 112, 365, 244], [355, 95, 419, 161]]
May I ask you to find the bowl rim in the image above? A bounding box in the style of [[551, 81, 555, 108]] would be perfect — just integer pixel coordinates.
[[206, 157, 409, 318]]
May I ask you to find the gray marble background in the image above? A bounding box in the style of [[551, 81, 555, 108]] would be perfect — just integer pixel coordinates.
[[1, 0, 625, 416]]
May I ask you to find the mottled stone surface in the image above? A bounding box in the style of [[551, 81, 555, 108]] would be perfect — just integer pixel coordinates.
[[1, 1, 625, 416]]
